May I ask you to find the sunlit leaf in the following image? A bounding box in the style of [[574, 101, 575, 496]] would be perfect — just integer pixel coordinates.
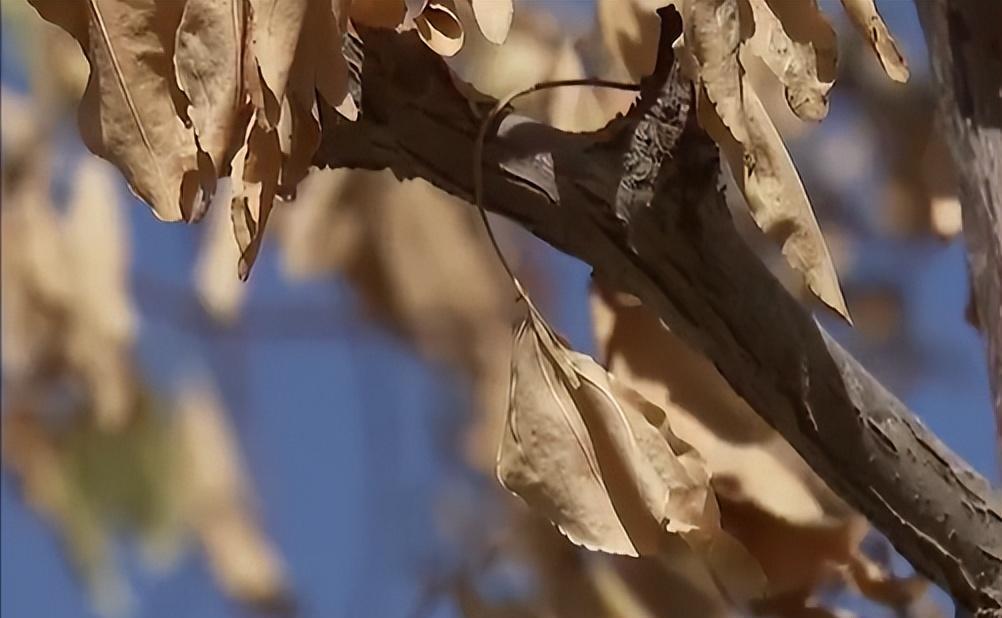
[[28, 0, 201, 221]]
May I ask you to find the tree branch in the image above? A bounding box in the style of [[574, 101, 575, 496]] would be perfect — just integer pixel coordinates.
[[315, 15, 1002, 616], [915, 0, 1002, 474]]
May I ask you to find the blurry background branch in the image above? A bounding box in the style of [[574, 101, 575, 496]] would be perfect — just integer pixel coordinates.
[[915, 0, 1002, 469], [315, 20, 1002, 616]]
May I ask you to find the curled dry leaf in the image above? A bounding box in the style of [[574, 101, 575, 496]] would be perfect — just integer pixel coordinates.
[[28, 0, 201, 222], [177, 383, 291, 612], [839, 0, 909, 83], [696, 81, 848, 318], [415, 0, 465, 57], [230, 118, 281, 279], [498, 313, 765, 602], [746, 0, 835, 121], [470, 0, 512, 45]]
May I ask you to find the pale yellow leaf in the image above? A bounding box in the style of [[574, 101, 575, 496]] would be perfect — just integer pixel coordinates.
[[415, 0, 464, 57], [29, 0, 201, 221], [470, 0, 512, 45], [839, 0, 909, 83]]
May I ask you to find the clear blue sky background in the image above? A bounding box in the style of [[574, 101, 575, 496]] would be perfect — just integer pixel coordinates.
[[1, 2, 996, 617]]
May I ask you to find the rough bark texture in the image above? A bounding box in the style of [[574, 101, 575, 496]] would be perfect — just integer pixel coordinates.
[[315, 13, 1002, 616], [915, 0, 1002, 472]]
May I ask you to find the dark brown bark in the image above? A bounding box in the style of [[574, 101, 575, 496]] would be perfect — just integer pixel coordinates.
[[915, 0, 1002, 474], [316, 14, 1002, 616]]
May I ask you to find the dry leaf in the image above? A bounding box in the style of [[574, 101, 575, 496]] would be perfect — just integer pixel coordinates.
[[746, 0, 835, 121], [175, 0, 250, 179], [697, 85, 849, 319], [29, 0, 201, 221], [195, 185, 248, 322], [498, 313, 765, 601], [247, 0, 310, 126], [415, 0, 465, 57], [230, 117, 281, 279], [685, 0, 749, 142], [470, 0, 512, 45], [62, 157, 137, 429], [588, 284, 934, 613], [177, 383, 291, 611], [839, 0, 909, 83]]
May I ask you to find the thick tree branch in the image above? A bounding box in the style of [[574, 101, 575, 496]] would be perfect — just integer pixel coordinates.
[[915, 0, 1002, 471], [315, 16, 1002, 616]]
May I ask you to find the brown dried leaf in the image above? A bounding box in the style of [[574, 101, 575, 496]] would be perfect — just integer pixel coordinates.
[[696, 84, 849, 319], [415, 0, 464, 57], [469, 0, 512, 45], [685, 0, 750, 142], [686, 0, 845, 315], [177, 384, 291, 612], [747, 0, 835, 121], [498, 314, 765, 601], [28, 0, 201, 222], [247, 0, 309, 126], [175, 0, 250, 178], [590, 285, 881, 609], [839, 0, 909, 83]]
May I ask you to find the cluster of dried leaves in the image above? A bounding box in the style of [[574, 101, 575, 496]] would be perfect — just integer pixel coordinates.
[[26, 0, 514, 282], [1, 50, 289, 613], [5, 0, 948, 616]]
